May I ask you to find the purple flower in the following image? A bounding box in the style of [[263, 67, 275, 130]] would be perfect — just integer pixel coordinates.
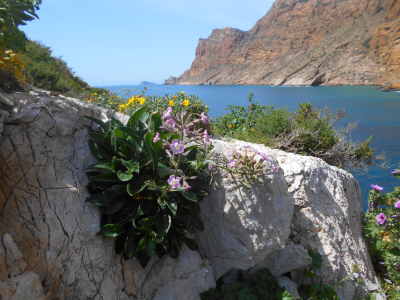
[[204, 130, 210, 142], [272, 164, 277, 172], [228, 149, 235, 157], [371, 184, 383, 192], [200, 112, 208, 124], [379, 262, 385, 265], [355, 283, 359, 288], [376, 213, 386, 225], [261, 153, 269, 162], [249, 104, 252, 107], [185, 127, 190, 134], [228, 159, 237, 168], [170, 139, 184, 155], [243, 145, 251, 148], [392, 169, 399, 174], [208, 164, 213, 171], [368, 202, 375, 208], [185, 184, 191, 191], [153, 132, 160, 143], [166, 118, 176, 129], [146, 87, 149, 90], [247, 109, 250, 112], [391, 215, 398, 218], [167, 175, 181, 190], [162, 107, 173, 119], [252, 148, 260, 155], [394, 200, 400, 209]]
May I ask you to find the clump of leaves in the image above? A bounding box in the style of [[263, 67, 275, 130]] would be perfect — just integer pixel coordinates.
[[200, 269, 295, 300], [84, 105, 214, 268], [362, 165, 400, 298], [213, 93, 382, 173]]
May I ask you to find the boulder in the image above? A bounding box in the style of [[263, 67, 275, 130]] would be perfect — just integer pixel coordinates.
[[0, 92, 215, 299], [195, 140, 294, 279]]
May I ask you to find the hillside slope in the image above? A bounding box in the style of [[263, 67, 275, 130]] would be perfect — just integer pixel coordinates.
[[175, 0, 400, 86]]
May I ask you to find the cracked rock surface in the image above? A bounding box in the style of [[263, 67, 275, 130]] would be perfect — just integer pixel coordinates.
[[0, 92, 214, 300]]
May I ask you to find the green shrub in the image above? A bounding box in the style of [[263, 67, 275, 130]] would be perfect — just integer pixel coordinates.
[[84, 106, 217, 268], [362, 166, 400, 298], [213, 93, 378, 171]]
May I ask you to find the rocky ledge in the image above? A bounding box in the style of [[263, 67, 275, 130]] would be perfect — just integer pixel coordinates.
[[0, 89, 381, 299]]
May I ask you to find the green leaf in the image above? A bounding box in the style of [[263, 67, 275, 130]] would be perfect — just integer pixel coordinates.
[[138, 216, 155, 228], [96, 224, 124, 237], [179, 235, 199, 251], [127, 179, 147, 196], [128, 105, 148, 130], [117, 170, 133, 181], [174, 213, 204, 231], [111, 117, 124, 129], [107, 195, 126, 214], [85, 193, 113, 206], [309, 250, 322, 270], [149, 148, 159, 177], [165, 197, 178, 215], [158, 168, 175, 178], [121, 158, 140, 174], [155, 208, 171, 237], [125, 235, 137, 259], [89, 140, 112, 160], [90, 173, 120, 182], [148, 112, 162, 134], [144, 232, 156, 256], [84, 116, 108, 132], [136, 237, 145, 252], [89, 132, 108, 147], [184, 145, 198, 152], [138, 200, 154, 215], [105, 185, 127, 194], [186, 148, 198, 161], [109, 130, 117, 154], [182, 190, 198, 202], [85, 162, 115, 172], [389, 247, 400, 256]]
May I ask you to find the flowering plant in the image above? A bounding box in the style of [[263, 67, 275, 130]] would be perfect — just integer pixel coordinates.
[[84, 106, 217, 268], [362, 163, 400, 297]]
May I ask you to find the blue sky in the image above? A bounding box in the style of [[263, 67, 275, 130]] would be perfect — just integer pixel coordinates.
[[22, 0, 275, 86]]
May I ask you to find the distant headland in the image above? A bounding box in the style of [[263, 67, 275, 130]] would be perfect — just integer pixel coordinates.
[[140, 81, 155, 85]]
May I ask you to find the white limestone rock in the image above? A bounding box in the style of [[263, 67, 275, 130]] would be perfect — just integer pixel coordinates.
[[0, 93, 215, 300], [195, 140, 295, 279]]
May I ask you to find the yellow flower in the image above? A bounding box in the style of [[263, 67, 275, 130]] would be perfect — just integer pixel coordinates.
[[123, 88, 126, 90], [382, 232, 392, 243], [183, 99, 190, 106], [181, 91, 186, 95], [118, 91, 121, 93], [159, 107, 162, 110], [107, 89, 110, 91], [173, 95, 177, 99], [206, 106, 208, 108], [89, 99, 93, 102], [158, 100, 161, 102], [103, 92, 106, 95], [140, 97, 145, 105], [169, 100, 174, 106], [94, 93, 97, 96], [228, 124, 233, 129], [324, 137, 330, 142], [119, 104, 125, 109], [195, 104, 198, 106]]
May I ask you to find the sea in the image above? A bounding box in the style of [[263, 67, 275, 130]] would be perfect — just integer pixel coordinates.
[[102, 84, 400, 210]]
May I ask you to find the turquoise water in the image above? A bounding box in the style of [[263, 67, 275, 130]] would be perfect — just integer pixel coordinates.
[[102, 84, 400, 210]]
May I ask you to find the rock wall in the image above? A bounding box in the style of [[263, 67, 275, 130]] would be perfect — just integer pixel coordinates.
[[175, 0, 400, 86], [0, 91, 214, 300], [0, 90, 381, 299]]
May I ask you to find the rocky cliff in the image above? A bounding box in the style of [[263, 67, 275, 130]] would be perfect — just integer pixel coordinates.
[[174, 0, 400, 86], [0, 89, 382, 299]]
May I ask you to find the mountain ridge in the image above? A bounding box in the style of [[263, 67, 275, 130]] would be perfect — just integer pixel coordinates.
[[172, 0, 400, 86]]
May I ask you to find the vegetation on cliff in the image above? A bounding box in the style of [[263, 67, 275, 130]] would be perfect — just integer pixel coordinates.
[[213, 93, 380, 173]]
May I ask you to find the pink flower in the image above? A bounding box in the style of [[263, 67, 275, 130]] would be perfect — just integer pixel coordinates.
[[376, 213, 386, 225], [272, 164, 277, 172], [153, 132, 160, 143], [371, 185, 383, 192], [394, 200, 400, 209], [200, 112, 208, 124], [392, 169, 399, 174], [204, 130, 210, 142], [185, 184, 191, 191], [228, 149, 235, 157], [260, 153, 269, 162], [228, 159, 237, 168], [167, 175, 181, 190], [243, 145, 251, 148], [252, 148, 260, 155], [208, 164, 213, 171], [170, 139, 184, 155], [185, 127, 190, 134], [165, 118, 176, 129], [162, 107, 173, 120]]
